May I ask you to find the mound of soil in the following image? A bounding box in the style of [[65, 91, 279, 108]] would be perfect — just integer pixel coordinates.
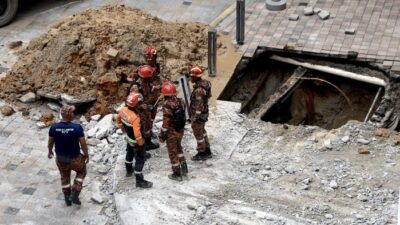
[[0, 5, 211, 115]]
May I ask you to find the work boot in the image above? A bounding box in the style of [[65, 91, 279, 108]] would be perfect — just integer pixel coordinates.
[[191, 151, 208, 161], [69, 189, 81, 205], [125, 163, 133, 177], [168, 171, 183, 182], [64, 192, 72, 206], [145, 138, 159, 150], [135, 173, 153, 188], [180, 161, 188, 177], [205, 147, 212, 158], [145, 152, 151, 159]]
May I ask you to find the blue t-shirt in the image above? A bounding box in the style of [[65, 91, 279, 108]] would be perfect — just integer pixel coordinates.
[[49, 121, 84, 158]]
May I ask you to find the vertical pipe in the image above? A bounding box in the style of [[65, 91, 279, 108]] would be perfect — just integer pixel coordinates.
[[208, 28, 217, 77], [236, 0, 245, 45], [364, 87, 382, 122]]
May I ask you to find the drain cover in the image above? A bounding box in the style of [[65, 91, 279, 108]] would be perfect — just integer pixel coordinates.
[[266, 0, 287, 11]]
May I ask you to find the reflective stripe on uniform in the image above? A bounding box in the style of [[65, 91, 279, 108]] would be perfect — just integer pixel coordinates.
[[172, 162, 180, 167], [125, 160, 133, 164], [196, 111, 202, 115], [125, 135, 137, 145], [75, 178, 83, 183], [122, 119, 133, 127], [134, 171, 142, 174], [177, 154, 184, 157], [197, 138, 205, 143], [162, 127, 168, 132], [62, 184, 71, 188]]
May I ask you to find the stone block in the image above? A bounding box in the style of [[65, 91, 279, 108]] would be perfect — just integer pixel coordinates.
[[345, 28, 356, 35], [318, 10, 330, 20], [289, 14, 299, 21], [106, 48, 119, 58], [19, 92, 36, 103], [303, 7, 313, 16]]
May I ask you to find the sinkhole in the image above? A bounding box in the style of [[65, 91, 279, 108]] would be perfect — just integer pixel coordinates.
[[219, 51, 387, 130]]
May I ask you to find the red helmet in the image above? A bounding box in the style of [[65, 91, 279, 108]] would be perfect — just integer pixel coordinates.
[[161, 82, 177, 96], [126, 93, 143, 108], [137, 65, 156, 78], [145, 47, 157, 57], [189, 65, 204, 77]]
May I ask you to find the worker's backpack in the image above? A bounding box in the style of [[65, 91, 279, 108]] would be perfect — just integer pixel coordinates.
[[171, 99, 186, 130]]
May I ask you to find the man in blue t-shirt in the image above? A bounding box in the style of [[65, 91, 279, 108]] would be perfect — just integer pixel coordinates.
[[48, 105, 89, 206]]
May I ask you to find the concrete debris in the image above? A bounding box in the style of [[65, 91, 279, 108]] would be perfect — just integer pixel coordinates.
[[0, 105, 15, 116], [318, 10, 330, 20], [94, 114, 115, 139], [357, 138, 370, 145], [340, 136, 350, 143], [87, 127, 99, 138], [288, 14, 299, 21], [313, 8, 322, 14], [47, 103, 61, 112], [325, 214, 333, 219], [80, 115, 88, 124], [91, 114, 102, 121], [36, 122, 47, 128], [345, 28, 356, 35], [357, 146, 370, 154], [329, 180, 338, 189], [303, 7, 313, 16], [19, 92, 36, 103], [91, 193, 105, 204], [324, 139, 333, 150], [106, 48, 119, 58]]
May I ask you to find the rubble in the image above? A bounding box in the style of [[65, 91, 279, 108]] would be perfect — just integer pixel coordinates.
[[357, 146, 370, 154], [19, 92, 36, 103], [318, 10, 330, 20], [288, 14, 299, 21], [0, 105, 15, 116], [0, 5, 212, 115], [303, 7, 313, 16]]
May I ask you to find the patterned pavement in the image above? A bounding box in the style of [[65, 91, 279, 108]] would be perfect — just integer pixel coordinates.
[[218, 0, 400, 73]]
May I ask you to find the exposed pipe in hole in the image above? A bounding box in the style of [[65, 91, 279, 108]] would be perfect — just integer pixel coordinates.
[[270, 55, 387, 87], [364, 87, 383, 122], [298, 77, 354, 111]]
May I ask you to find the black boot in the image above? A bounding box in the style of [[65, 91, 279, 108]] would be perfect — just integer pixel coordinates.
[[125, 163, 133, 177], [135, 173, 153, 188], [180, 161, 188, 177], [145, 152, 151, 159], [64, 192, 72, 206], [191, 151, 208, 161], [145, 138, 159, 150], [69, 189, 81, 205], [205, 147, 212, 158], [168, 171, 183, 182]]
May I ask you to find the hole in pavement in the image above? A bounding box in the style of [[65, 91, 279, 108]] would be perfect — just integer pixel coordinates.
[[219, 50, 387, 130]]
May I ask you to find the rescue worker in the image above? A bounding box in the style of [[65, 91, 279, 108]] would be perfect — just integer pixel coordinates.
[[115, 93, 153, 188], [48, 105, 89, 206], [189, 65, 212, 161], [158, 82, 188, 181], [129, 65, 161, 150], [144, 47, 161, 75]]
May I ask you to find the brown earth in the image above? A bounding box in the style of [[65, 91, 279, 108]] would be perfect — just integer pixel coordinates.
[[0, 5, 227, 115]]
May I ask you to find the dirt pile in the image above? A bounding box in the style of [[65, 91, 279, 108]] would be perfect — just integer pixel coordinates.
[[0, 5, 212, 115]]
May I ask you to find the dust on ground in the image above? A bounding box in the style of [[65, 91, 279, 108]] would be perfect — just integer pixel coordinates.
[[0, 5, 229, 115]]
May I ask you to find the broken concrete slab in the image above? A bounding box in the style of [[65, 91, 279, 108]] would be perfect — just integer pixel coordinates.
[[288, 14, 299, 21], [19, 92, 36, 103], [251, 67, 308, 119], [47, 102, 61, 112], [313, 8, 322, 14], [345, 28, 356, 35], [106, 48, 119, 58], [61, 93, 96, 105], [318, 10, 330, 20], [303, 7, 314, 16]]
